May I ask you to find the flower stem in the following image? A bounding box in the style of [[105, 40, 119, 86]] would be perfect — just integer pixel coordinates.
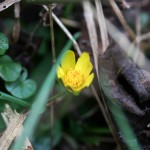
[[47, 90, 67, 106]]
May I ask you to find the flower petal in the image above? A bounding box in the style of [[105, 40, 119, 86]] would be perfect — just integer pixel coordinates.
[[82, 61, 93, 79], [61, 50, 75, 73], [84, 73, 94, 87], [57, 66, 65, 79], [75, 52, 93, 78], [75, 52, 90, 70]]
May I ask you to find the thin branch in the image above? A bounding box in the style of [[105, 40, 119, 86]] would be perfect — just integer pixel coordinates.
[[49, 4, 55, 150], [49, 4, 56, 63], [43, 5, 81, 55]]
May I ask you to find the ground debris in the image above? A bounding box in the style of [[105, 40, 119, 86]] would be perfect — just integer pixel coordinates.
[[0, 104, 33, 150]]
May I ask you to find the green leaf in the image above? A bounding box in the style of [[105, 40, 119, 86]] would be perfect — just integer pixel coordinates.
[[52, 119, 62, 145], [20, 68, 28, 81], [0, 102, 5, 132], [0, 55, 22, 82], [79, 136, 100, 145], [0, 33, 9, 55], [0, 92, 30, 107], [5, 73, 37, 99]]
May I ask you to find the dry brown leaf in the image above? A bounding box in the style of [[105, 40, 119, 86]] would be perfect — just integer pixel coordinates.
[[0, 104, 33, 150], [95, 0, 109, 53]]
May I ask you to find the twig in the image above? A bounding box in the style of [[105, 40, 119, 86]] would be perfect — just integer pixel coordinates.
[[29, 19, 42, 41], [49, 4, 56, 63], [43, 5, 82, 55], [49, 4, 55, 150], [12, 2, 20, 43]]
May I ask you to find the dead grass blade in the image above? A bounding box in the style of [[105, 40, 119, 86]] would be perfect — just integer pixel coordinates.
[[89, 4, 149, 71], [82, 1, 99, 78], [95, 0, 109, 53], [140, 32, 150, 41], [52, 13, 82, 55], [82, 2, 122, 148], [0, 104, 33, 150], [42, 5, 82, 56], [0, 0, 21, 12], [109, 0, 135, 40], [105, 19, 150, 71]]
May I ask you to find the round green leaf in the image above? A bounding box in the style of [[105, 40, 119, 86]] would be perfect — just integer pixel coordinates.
[[0, 55, 22, 82], [0, 33, 9, 55], [5, 79, 37, 99], [20, 68, 28, 81]]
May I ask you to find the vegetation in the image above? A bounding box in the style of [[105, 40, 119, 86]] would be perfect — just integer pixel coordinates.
[[0, 0, 150, 150]]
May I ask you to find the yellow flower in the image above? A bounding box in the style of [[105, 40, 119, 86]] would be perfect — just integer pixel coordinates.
[[57, 50, 94, 95]]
